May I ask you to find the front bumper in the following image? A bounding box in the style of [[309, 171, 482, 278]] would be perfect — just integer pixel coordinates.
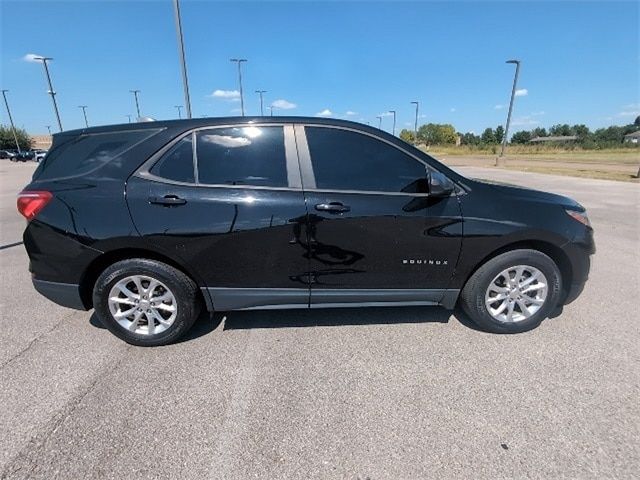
[[32, 278, 89, 310]]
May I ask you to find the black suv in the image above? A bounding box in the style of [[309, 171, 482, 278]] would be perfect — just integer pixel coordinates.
[[19, 117, 594, 346]]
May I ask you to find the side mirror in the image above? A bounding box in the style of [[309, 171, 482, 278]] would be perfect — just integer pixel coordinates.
[[428, 171, 455, 197]]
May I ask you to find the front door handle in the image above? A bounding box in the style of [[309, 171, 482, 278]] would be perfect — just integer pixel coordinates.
[[315, 202, 350, 213], [149, 195, 187, 206]]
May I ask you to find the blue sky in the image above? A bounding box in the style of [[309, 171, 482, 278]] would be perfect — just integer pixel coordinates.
[[1, 0, 638, 135]]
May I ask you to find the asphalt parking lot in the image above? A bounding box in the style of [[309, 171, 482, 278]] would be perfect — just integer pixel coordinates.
[[1, 161, 638, 479]]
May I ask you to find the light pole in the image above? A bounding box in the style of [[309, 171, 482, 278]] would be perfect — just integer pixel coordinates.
[[411, 101, 419, 143], [498, 59, 521, 166], [46, 125, 52, 135], [130, 90, 141, 119], [78, 105, 89, 127], [268, 105, 274, 116], [1, 90, 21, 153], [172, 0, 192, 118], [174, 105, 183, 119], [255, 90, 267, 116], [230, 58, 247, 116], [33, 56, 63, 132], [377, 115, 383, 129], [389, 110, 396, 135], [126, 115, 132, 123]]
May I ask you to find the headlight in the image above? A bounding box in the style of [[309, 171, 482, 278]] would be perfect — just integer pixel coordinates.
[[565, 209, 591, 228]]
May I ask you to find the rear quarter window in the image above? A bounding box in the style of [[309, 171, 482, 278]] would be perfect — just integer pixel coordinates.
[[34, 129, 159, 181]]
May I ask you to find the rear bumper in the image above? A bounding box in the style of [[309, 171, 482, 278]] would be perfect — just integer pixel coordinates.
[[32, 278, 89, 310]]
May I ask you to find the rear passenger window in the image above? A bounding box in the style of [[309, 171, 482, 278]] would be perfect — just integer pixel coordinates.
[[150, 135, 194, 183], [36, 130, 158, 180], [196, 126, 287, 187]]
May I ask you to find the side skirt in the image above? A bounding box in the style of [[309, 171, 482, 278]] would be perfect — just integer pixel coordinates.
[[203, 287, 460, 312]]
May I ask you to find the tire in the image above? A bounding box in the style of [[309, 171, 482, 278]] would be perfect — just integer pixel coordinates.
[[460, 249, 562, 334], [93, 259, 201, 346]]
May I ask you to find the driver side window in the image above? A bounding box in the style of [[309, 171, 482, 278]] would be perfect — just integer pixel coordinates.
[[305, 126, 427, 193]]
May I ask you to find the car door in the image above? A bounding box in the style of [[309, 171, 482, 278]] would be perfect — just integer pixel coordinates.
[[126, 123, 312, 310], [295, 124, 463, 307]]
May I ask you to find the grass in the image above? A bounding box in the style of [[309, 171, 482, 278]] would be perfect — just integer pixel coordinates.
[[422, 144, 640, 162], [418, 144, 640, 182], [502, 165, 639, 183]]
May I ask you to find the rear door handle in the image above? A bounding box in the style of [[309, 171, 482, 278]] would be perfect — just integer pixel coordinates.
[[149, 195, 187, 206], [315, 202, 350, 213]]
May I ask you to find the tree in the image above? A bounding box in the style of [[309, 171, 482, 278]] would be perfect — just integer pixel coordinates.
[[549, 124, 572, 136], [481, 127, 497, 144], [417, 123, 457, 145], [0, 125, 32, 150], [460, 132, 481, 145], [593, 126, 626, 144], [495, 125, 505, 144], [399, 129, 416, 144], [530, 127, 547, 139], [634, 116, 640, 127], [510, 130, 532, 144]]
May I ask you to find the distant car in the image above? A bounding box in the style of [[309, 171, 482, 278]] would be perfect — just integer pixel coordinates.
[[13, 151, 35, 162], [0, 149, 18, 160], [34, 150, 48, 162]]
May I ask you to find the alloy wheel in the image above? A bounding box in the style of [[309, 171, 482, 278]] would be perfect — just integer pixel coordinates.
[[484, 265, 548, 323], [108, 275, 178, 335]]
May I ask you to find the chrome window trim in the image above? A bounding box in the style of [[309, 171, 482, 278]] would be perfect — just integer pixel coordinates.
[[135, 123, 303, 191]]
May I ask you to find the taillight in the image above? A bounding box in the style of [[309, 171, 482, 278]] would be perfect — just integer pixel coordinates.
[[17, 190, 53, 220]]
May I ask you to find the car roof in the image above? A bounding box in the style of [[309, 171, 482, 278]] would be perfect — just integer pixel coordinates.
[[55, 116, 381, 137]]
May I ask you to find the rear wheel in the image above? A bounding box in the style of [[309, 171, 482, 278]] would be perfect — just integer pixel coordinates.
[[93, 259, 200, 346], [460, 249, 562, 333]]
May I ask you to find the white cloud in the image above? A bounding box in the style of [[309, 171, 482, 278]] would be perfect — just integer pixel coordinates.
[[378, 111, 394, 117], [494, 104, 505, 110], [511, 116, 540, 127], [230, 108, 242, 114], [345, 110, 358, 116], [211, 89, 240, 100], [419, 114, 427, 118], [515, 88, 528, 97], [404, 122, 413, 126], [617, 109, 640, 117], [271, 99, 297, 110], [316, 108, 332, 117], [623, 103, 640, 109], [450, 108, 456, 112], [531, 111, 545, 116], [23, 53, 42, 62]]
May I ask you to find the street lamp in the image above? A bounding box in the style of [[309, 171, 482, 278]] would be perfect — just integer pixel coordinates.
[[172, 0, 192, 118], [230, 58, 247, 116], [46, 125, 52, 135], [411, 101, 419, 143], [33, 56, 63, 132], [376, 115, 383, 129], [125, 115, 132, 123], [174, 105, 183, 119], [1, 90, 22, 153], [498, 59, 521, 165], [78, 105, 89, 128], [130, 90, 141, 119], [255, 90, 267, 116], [268, 105, 275, 116], [389, 110, 396, 135]]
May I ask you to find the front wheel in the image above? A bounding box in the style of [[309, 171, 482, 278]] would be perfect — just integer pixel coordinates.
[[460, 249, 562, 334], [93, 259, 201, 346]]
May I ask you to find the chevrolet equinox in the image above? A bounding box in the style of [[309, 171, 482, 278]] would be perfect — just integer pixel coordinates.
[[18, 117, 594, 346]]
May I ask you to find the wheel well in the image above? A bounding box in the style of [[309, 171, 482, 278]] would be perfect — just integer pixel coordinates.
[[461, 240, 573, 297], [79, 248, 206, 309]]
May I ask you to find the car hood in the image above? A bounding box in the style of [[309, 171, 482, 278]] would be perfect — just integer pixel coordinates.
[[471, 178, 584, 210]]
